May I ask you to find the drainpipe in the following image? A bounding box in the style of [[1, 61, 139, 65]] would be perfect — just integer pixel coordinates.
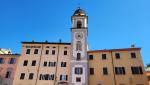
[[110, 51, 117, 85], [35, 44, 44, 85], [54, 43, 60, 85]]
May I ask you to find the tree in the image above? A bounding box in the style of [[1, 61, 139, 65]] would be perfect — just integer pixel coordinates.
[[147, 63, 150, 67]]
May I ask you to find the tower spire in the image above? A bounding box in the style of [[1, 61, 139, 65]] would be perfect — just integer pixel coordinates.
[[70, 8, 88, 85]]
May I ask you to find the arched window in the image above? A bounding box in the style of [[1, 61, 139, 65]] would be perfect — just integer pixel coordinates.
[[76, 41, 82, 51], [77, 53, 81, 60], [77, 21, 82, 28], [5, 68, 13, 78]]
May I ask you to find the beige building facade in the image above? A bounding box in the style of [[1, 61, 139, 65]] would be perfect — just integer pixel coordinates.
[[12, 8, 148, 85], [88, 48, 148, 85], [13, 42, 71, 85], [146, 67, 150, 85]]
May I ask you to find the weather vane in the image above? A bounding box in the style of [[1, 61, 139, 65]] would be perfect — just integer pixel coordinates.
[[78, 3, 81, 9]]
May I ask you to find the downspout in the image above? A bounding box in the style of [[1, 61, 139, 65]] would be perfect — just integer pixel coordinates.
[[35, 44, 44, 85], [54, 43, 60, 85], [110, 51, 117, 85]]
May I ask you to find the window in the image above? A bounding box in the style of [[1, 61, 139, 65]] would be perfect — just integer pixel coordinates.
[[115, 67, 125, 75], [76, 77, 81, 82], [64, 47, 67, 49], [53, 46, 56, 48], [97, 84, 101, 85], [0, 58, 4, 64], [29, 73, 34, 80], [89, 55, 93, 60], [48, 62, 56, 67], [39, 74, 54, 80], [9, 58, 16, 64], [75, 67, 83, 74], [77, 53, 81, 60], [90, 68, 94, 75], [45, 50, 49, 55], [119, 84, 125, 85], [148, 76, 150, 81], [131, 53, 136, 58], [76, 41, 82, 51], [20, 73, 25, 80], [64, 51, 67, 55], [32, 60, 36, 66], [26, 49, 30, 54], [77, 21, 82, 28], [46, 46, 49, 48], [52, 50, 55, 55], [60, 75, 68, 81], [103, 67, 108, 75], [43, 62, 47, 66], [61, 62, 66, 67], [23, 60, 28, 66], [34, 49, 38, 54], [115, 53, 120, 59], [5, 71, 11, 78], [102, 54, 107, 60], [131, 66, 143, 74]]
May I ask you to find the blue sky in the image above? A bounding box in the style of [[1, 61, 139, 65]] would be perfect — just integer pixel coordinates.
[[0, 0, 150, 66]]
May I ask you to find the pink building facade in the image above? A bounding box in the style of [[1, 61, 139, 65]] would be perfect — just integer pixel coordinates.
[[0, 54, 20, 85]]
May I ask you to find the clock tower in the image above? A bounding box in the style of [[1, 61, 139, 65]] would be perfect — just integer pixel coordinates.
[[70, 8, 88, 85]]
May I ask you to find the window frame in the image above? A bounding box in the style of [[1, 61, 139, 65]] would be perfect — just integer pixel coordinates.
[[115, 67, 125, 75], [64, 51, 67, 55], [77, 21, 82, 28], [43, 62, 47, 67], [23, 60, 28, 66], [89, 55, 93, 60], [61, 62, 67, 67], [90, 68, 94, 75], [76, 77, 81, 82], [75, 67, 83, 74], [52, 50, 55, 55], [131, 66, 143, 74], [77, 53, 81, 60], [60, 75, 68, 81], [103, 67, 108, 75], [26, 49, 30, 54], [131, 52, 136, 58], [20, 73, 25, 80], [115, 53, 120, 59], [5, 71, 11, 78], [9, 58, 16, 64], [45, 50, 49, 55], [0, 58, 4, 64], [29, 73, 34, 80], [31, 60, 36, 66], [34, 49, 39, 54], [102, 54, 107, 60]]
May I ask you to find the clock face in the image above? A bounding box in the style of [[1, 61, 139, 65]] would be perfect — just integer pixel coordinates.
[[75, 32, 83, 39]]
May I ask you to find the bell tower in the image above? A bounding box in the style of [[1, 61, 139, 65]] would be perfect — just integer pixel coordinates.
[[70, 7, 88, 85]]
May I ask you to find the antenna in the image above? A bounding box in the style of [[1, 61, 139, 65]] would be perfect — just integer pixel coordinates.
[[78, 3, 80, 7]]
